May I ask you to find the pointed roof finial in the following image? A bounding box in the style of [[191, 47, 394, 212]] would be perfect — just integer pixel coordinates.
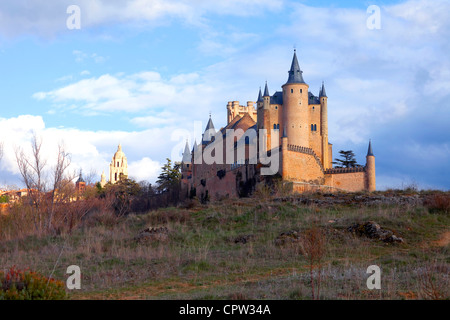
[[257, 87, 263, 102], [286, 49, 305, 84], [367, 140, 374, 157], [320, 81, 327, 98], [263, 81, 270, 97]]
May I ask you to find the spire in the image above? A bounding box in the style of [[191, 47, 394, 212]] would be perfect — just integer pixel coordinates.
[[319, 81, 327, 98], [367, 140, 374, 157], [203, 115, 216, 144], [192, 139, 198, 152], [286, 49, 305, 84], [76, 170, 85, 183], [257, 87, 263, 102], [182, 140, 191, 163], [263, 82, 270, 97]]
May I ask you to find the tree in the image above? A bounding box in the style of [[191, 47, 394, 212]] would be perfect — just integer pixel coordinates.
[[15, 133, 75, 233], [332, 150, 360, 168], [156, 158, 181, 193]]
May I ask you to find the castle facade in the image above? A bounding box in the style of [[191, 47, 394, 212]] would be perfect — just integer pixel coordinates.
[[182, 51, 376, 199]]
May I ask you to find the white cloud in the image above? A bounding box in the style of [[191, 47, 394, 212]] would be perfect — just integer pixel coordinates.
[[0, 115, 177, 188], [0, 0, 283, 38]]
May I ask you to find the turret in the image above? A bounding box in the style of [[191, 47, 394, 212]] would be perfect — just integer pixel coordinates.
[[256, 87, 264, 130], [320, 81, 330, 168], [202, 115, 216, 146], [263, 82, 270, 110], [181, 140, 192, 181], [366, 140, 376, 192], [282, 50, 310, 147]]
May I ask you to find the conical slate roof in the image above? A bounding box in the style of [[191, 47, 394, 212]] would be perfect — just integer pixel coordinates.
[[286, 50, 306, 84], [257, 87, 263, 102], [263, 82, 270, 97], [319, 81, 327, 98], [182, 140, 191, 163], [367, 140, 374, 157], [202, 115, 216, 145]]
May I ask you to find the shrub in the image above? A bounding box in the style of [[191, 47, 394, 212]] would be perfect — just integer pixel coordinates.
[[0, 267, 66, 300], [424, 193, 450, 214]]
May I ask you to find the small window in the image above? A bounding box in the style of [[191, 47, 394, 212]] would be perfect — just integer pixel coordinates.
[[300, 89, 303, 93], [117, 162, 119, 167], [311, 124, 314, 131], [277, 124, 280, 130], [274, 124, 277, 130], [275, 106, 278, 109], [291, 89, 293, 93], [314, 124, 317, 131]]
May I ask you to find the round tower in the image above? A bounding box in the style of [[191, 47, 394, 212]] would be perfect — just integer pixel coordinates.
[[256, 87, 264, 130], [366, 140, 376, 192], [320, 81, 330, 169], [282, 50, 310, 147]]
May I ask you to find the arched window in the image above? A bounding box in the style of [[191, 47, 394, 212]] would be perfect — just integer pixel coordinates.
[[115, 173, 117, 181], [314, 124, 317, 131], [274, 124, 277, 130], [276, 124, 280, 130], [300, 89, 303, 93], [311, 124, 314, 131], [291, 89, 293, 93]]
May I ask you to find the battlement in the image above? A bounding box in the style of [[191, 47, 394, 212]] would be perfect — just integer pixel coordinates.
[[287, 144, 324, 172], [324, 166, 366, 175]]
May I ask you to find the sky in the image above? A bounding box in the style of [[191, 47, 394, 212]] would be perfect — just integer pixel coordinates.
[[0, 0, 449, 191]]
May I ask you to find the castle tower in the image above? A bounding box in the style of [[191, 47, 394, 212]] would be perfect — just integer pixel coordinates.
[[110, 143, 128, 184], [256, 87, 264, 130], [181, 140, 192, 182], [366, 140, 376, 192], [282, 50, 310, 147], [320, 81, 330, 169]]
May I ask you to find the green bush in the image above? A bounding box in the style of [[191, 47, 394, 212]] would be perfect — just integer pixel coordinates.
[[0, 267, 66, 300]]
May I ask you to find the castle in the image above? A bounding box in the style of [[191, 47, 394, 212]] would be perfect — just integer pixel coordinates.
[[181, 50, 376, 199]]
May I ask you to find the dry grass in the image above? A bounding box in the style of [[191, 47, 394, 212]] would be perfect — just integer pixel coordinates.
[[0, 190, 449, 300]]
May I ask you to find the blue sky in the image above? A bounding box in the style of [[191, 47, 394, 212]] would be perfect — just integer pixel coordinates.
[[0, 0, 449, 190]]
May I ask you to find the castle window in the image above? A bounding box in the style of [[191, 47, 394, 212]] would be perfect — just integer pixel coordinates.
[[300, 89, 303, 93], [277, 124, 280, 130], [291, 89, 293, 93], [115, 173, 117, 181], [275, 106, 278, 110], [274, 124, 276, 130], [117, 162, 119, 167], [314, 124, 317, 131], [311, 124, 314, 131]]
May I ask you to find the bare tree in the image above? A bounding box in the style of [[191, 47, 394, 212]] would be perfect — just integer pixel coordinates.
[[47, 142, 74, 230], [15, 133, 47, 232], [15, 133, 75, 233], [300, 220, 327, 300], [83, 168, 98, 185]]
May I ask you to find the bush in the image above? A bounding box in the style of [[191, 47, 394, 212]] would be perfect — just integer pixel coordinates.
[[424, 193, 450, 214], [0, 267, 66, 300]]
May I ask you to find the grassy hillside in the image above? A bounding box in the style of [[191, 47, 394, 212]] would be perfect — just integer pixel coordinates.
[[1, 190, 449, 300]]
